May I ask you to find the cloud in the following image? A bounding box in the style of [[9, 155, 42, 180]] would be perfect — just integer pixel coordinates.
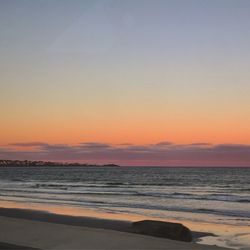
[[9, 142, 49, 147], [155, 141, 173, 147], [1, 142, 250, 166], [79, 142, 111, 149], [186, 143, 212, 147]]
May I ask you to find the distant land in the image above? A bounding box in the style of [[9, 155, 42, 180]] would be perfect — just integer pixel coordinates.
[[0, 160, 119, 168]]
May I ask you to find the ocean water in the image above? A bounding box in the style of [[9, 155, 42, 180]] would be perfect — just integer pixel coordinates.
[[0, 166, 249, 227]]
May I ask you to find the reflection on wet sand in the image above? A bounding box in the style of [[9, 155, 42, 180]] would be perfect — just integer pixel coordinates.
[[0, 200, 249, 249]]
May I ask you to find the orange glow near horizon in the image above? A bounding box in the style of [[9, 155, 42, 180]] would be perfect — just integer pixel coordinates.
[[1, 115, 250, 146]]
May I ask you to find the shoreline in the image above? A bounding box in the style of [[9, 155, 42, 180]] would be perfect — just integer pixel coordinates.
[[0, 200, 249, 249], [0, 215, 229, 250], [0, 206, 212, 239], [0, 207, 228, 250], [0, 201, 234, 250]]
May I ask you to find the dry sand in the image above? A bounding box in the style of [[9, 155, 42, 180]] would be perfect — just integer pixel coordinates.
[[0, 214, 230, 250]]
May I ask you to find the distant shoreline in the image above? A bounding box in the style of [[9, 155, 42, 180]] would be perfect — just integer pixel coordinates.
[[1, 160, 250, 168], [0, 159, 119, 168]]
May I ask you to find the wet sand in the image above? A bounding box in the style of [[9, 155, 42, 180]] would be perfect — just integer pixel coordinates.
[[0, 205, 231, 250], [1, 200, 250, 249]]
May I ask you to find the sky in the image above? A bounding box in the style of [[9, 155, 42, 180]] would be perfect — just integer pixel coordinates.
[[1, 0, 250, 166]]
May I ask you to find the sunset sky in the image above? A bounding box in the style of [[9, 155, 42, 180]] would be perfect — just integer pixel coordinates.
[[1, 0, 250, 166]]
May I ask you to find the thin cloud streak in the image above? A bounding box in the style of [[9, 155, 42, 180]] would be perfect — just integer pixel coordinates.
[[0, 142, 250, 166]]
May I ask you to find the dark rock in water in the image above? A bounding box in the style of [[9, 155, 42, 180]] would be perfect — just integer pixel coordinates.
[[131, 220, 192, 242]]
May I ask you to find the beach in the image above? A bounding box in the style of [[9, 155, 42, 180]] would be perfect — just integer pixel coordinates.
[[0, 204, 231, 250], [0, 167, 249, 249]]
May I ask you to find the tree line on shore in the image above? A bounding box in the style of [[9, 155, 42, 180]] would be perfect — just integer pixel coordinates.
[[0, 159, 119, 167]]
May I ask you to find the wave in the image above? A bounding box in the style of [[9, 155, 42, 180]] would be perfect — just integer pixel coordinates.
[[237, 199, 250, 203], [1, 193, 250, 220], [0, 188, 135, 196], [1, 185, 249, 203], [134, 191, 250, 203], [10, 178, 26, 182]]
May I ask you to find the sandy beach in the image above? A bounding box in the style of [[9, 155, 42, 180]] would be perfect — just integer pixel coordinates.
[[0, 204, 231, 250]]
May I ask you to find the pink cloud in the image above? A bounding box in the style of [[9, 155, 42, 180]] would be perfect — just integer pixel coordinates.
[[0, 142, 250, 166]]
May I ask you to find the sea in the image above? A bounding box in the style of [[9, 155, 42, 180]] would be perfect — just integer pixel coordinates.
[[0, 166, 249, 228]]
